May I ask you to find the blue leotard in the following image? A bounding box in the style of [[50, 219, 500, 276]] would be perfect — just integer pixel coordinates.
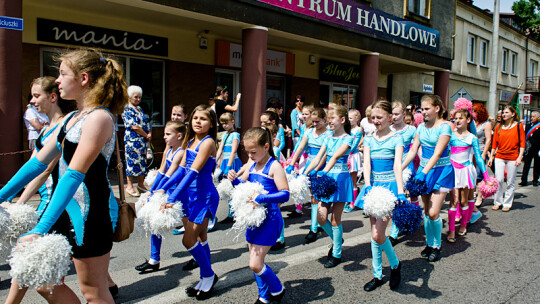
[[416, 122, 455, 193], [320, 134, 354, 203], [355, 134, 404, 207], [164, 146, 183, 194], [245, 157, 284, 246], [219, 131, 243, 172], [184, 136, 219, 224]]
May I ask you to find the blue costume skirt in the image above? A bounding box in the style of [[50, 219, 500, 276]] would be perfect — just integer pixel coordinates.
[[246, 208, 283, 246], [219, 157, 243, 173], [320, 163, 353, 204], [419, 146, 455, 193], [184, 188, 219, 224]]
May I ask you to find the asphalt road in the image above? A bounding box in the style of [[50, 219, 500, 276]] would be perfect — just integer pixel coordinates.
[[1, 169, 539, 304]]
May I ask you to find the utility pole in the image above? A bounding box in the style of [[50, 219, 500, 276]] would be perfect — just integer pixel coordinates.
[[487, 0, 500, 117]]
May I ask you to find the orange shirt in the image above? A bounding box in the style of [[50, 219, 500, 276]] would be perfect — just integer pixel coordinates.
[[492, 123, 525, 161]]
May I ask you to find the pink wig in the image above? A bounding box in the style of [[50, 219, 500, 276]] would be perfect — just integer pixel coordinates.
[[413, 113, 424, 127]]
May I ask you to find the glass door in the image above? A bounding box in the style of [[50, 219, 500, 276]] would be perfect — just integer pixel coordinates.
[[215, 69, 241, 127], [321, 82, 358, 109]]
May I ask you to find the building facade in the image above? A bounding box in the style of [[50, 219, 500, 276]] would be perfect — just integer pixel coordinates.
[[0, 0, 456, 182]]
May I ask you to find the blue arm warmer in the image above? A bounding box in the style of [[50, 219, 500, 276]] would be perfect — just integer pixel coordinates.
[[277, 128, 286, 152], [0, 157, 47, 202], [167, 168, 198, 203], [158, 166, 186, 191], [150, 171, 165, 193], [28, 168, 85, 235], [254, 190, 290, 205]]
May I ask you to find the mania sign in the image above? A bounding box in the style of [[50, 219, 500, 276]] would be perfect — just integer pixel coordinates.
[[37, 18, 168, 56], [255, 0, 439, 52]]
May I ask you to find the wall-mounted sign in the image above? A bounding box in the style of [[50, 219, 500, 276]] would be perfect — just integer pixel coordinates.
[[500, 90, 513, 102], [0, 16, 23, 31], [215, 40, 295, 75], [451, 87, 474, 102], [255, 0, 439, 52], [423, 84, 433, 93], [37, 18, 168, 56], [519, 94, 531, 105], [319, 59, 359, 85]]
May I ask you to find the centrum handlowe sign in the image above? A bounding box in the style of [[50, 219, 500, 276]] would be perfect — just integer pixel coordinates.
[[255, 0, 439, 52], [37, 18, 168, 56]]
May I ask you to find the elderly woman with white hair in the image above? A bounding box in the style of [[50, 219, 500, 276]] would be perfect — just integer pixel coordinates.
[[122, 85, 151, 196]]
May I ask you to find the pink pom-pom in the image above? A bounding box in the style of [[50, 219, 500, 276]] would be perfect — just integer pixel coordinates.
[[413, 113, 423, 127], [454, 98, 473, 112], [478, 177, 498, 198]]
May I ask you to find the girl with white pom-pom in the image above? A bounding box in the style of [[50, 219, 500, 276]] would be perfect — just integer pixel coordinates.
[[402, 94, 455, 263], [286, 108, 332, 244], [134, 120, 185, 273], [447, 109, 493, 242], [358, 99, 405, 292], [344, 109, 363, 213], [303, 104, 354, 269], [161, 104, 220, 300], [387, 101, 418, 244], [0, 49, 128, 303], [227, 127, 289, 304]]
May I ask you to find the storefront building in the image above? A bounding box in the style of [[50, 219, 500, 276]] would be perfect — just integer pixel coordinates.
[[0, 0, 455, 182]]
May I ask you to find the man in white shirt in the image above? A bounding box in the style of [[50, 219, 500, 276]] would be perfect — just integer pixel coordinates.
[[23, 103, 49, 151]]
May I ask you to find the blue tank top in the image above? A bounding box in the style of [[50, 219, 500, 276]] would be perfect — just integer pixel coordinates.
[[185, 135, 216, 192], [248, 157, 280, 212]]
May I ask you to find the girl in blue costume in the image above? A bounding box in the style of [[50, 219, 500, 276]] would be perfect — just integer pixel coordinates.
[[304, 105, 353, 268], [1, 49, 127, 303], [402, 94, 455, 262], [290, 105, 313, 173], [287, 108, 332, 243], [134, 120, 185, 272], [162, 104, 219, 300], [447, 109, 492, 242], [217, 112, 243, 223], [344, 109, 364, 212], [388, 101, 418, 244], [290, 95, 304, 147], [228, 127, 289, 304], [361, 99, 406, 292], [261, 110, 285, 162]]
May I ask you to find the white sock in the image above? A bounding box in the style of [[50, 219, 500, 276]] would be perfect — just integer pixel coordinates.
[[194, 279, 203, 291], [199, 274, 216, 292], [258, 298, 269, 303], [148, 258, 159, 265]]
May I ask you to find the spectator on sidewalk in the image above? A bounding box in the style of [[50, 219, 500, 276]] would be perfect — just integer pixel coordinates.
[[24, 99, 49, 151], [520, 111, 540, 187]]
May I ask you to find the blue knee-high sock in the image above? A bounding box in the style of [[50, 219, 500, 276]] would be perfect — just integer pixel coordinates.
[[256, 264, 283, 295], [277, 216, 285, 243], [380, 237, 400, 269], [188, 242, 214, 278], [310, 205, 318, 233], [424, 214, 434, 247], [150, 234, 162, 261], [321, 221, 333, 240], [254, 272, 269, 301], [227, 201, 233, 218], [390, 221, 399, 239], [431, 217, 443, 248], [201, 240, 211, 262], [331, 225, 343, 258], [370, 239, 383, 279]]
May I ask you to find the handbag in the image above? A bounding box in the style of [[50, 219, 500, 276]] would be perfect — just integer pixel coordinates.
[[113, 130, 137, 242]]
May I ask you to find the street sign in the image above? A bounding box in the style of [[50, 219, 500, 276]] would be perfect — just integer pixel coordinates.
[[0, 16, 23, 31], [519, 94, 531, 105], [423, 84, 433, 93]]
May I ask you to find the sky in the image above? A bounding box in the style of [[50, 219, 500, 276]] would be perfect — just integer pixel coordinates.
[[472, 0, 517, 13]]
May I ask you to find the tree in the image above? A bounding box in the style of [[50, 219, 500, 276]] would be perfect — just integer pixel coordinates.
[[512, 0, 540, 39]]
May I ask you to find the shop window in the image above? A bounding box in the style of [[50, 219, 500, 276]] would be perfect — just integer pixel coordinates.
[[41, 48, 165, 126], [467, 35, 476, 64], [510, 52, 518, 76], [501, 49, 508, 74], [320, 82, 358, 109], [479, 39, 488, 67], [406, 0, 431, 19]]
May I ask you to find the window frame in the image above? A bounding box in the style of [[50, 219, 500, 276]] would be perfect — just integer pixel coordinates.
[[530, 60, 538, 77], [501, 48, 509, 74], [467, 35, 476, 64], [404, 0, 432, 21], [510, 52, 518, 76], [479, 39, 488, 67], [40, 47, 166, 127]]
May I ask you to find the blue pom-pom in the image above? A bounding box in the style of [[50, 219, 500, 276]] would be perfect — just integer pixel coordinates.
[[406, 179, 428, 197], [392, 201, 423, 234], [309, 175, 337, 200]]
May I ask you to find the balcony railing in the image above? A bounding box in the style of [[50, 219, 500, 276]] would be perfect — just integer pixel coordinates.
[[526, 76, 540, 92]]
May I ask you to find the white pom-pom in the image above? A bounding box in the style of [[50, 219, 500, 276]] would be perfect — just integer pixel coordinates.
[[135, 192, 183, 237], [213, 169, 222, 185], [216, 179, 234, 203], [135, 192, 151, 214], [363, 186, 396, 219], [7, 204, 38, 240], [9, 234, 72, 289], [286, 174, 311, 205], [229, 182, 268, 233], [0, 206, 12, 238], [402, 167, 412, 188], [144, 169, 159, 188]]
